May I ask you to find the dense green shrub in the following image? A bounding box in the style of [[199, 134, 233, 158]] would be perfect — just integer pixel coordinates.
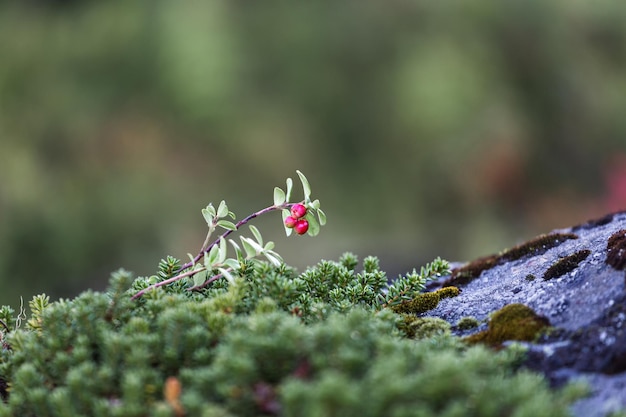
[[0, 256, 582, 417]]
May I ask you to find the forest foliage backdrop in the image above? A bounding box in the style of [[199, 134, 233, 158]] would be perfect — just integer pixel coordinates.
[[1, 0, 626, 307]]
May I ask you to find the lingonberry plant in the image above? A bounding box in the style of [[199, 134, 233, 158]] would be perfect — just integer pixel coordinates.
[[131, 170, 326, 299]]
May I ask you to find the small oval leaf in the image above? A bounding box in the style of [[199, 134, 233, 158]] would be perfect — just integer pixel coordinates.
[[217, 237, 228, 263], [306, 213, 320, 236], [229, 239, 244, 262], [217, 220, 237, 231], [282, 209, 293, 236], [241, 237, 258, 258], [223, 258, 240, 270], [217, 200, 229, 218], [249, 225, 263, 246], [201, 209, 214, 226], [296, 170, 311, 200], [242, 236, 263, 253], [264, 253, 281, 267], [193, 271, 206, 287], [285, 177, 293, 202], [204, 204, 216, 217], [218, 267, 235, 284], [274, 187, 286, 206], [317, 209, 327, 226], [207, 244, 220, 265]]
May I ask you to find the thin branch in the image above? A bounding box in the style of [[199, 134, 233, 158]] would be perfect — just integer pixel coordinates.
[[187, 271, 226, 292], [131, 267, 207, 300], [177, 203, 291, 274], [131, 202, 297, 299]]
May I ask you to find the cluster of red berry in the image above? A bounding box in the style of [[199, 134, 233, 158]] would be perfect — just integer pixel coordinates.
[[284, 203, 309, 235]]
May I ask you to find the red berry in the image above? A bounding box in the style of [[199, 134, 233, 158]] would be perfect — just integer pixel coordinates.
[[284, 215, 298, 228], [294, 219, 309, 235], [291, 203, 307, 219]]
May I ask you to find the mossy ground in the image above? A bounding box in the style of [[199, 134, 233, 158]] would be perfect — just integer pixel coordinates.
[[0, 257, 583, 417]]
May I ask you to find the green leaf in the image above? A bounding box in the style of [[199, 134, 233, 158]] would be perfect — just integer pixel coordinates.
[[264, 252, 282, 267], [193, 271, 206, 287], [217, 237, 228, 264], [207, 244, 220, 265], [217, 200, 229, 218], [274, 187, 286, 206], [296, 170, 311, 200], [218, 267, 235, 284], [229, 240, 245, 262], [310, 199, 321, 210], [241, 236, 263, 254], [223, 258, 240, 270], [201, 208, 214, 226], [317, 208, 327, 226], [217, 220, 237, 231], [241, 237, 258, 258], [285, 177, 293, 202], [282, 209, 293, 236], [249, 225, 263, 246], [306, 212, 320, 236], [264, 241, 275, 251]]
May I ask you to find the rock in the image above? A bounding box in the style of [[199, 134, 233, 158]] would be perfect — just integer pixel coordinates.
[[426, 210, 626, 417]]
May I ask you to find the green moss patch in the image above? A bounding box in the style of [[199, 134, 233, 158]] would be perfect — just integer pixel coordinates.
[[444, 233, 579, 287], [543, 249, 592, 280], [0, 257, 581, 416], [399, 316, 451, 339], [456, 316, 480, 331], [392, 286, 460, 315], [465, 303, 551, 347]]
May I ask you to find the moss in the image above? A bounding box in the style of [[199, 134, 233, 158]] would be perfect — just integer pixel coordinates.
[[572, 211, 623, 231], [400, 315, 451, 339], [607, 229, 626, 270], [543, 249, 591, 280], [391, 286, 460, 315], [444, 233, 578, 287], [443, 254, 500, 287], [465, 303, 551, 347], [525, 274, 536, 281], [500, 233, 579, 263], [456, 316, 480, 331], [0, 264, 580, 416]]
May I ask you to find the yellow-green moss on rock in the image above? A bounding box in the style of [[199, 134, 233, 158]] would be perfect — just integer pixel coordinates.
[[464, 303, 550, 347], [399, 315, 451, 339], [391, 286, 460, 315], [456, 316, 480, 331]]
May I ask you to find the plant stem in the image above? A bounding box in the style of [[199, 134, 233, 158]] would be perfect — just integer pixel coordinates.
[[179, 203, 290, 272], [131, 267, 207, 300], [131, 202, 296, 299]]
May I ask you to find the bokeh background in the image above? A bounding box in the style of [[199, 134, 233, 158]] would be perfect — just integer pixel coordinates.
[[2, 1, 626, 307]]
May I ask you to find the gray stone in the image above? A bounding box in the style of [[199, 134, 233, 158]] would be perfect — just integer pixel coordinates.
[[426, 211, 626, 417]]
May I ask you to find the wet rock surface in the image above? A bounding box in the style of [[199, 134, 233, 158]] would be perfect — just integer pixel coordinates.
[[426, 211, 626, 417]]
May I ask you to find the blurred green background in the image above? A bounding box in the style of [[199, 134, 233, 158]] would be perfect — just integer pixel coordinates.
[[2, 1, 626, 307]]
